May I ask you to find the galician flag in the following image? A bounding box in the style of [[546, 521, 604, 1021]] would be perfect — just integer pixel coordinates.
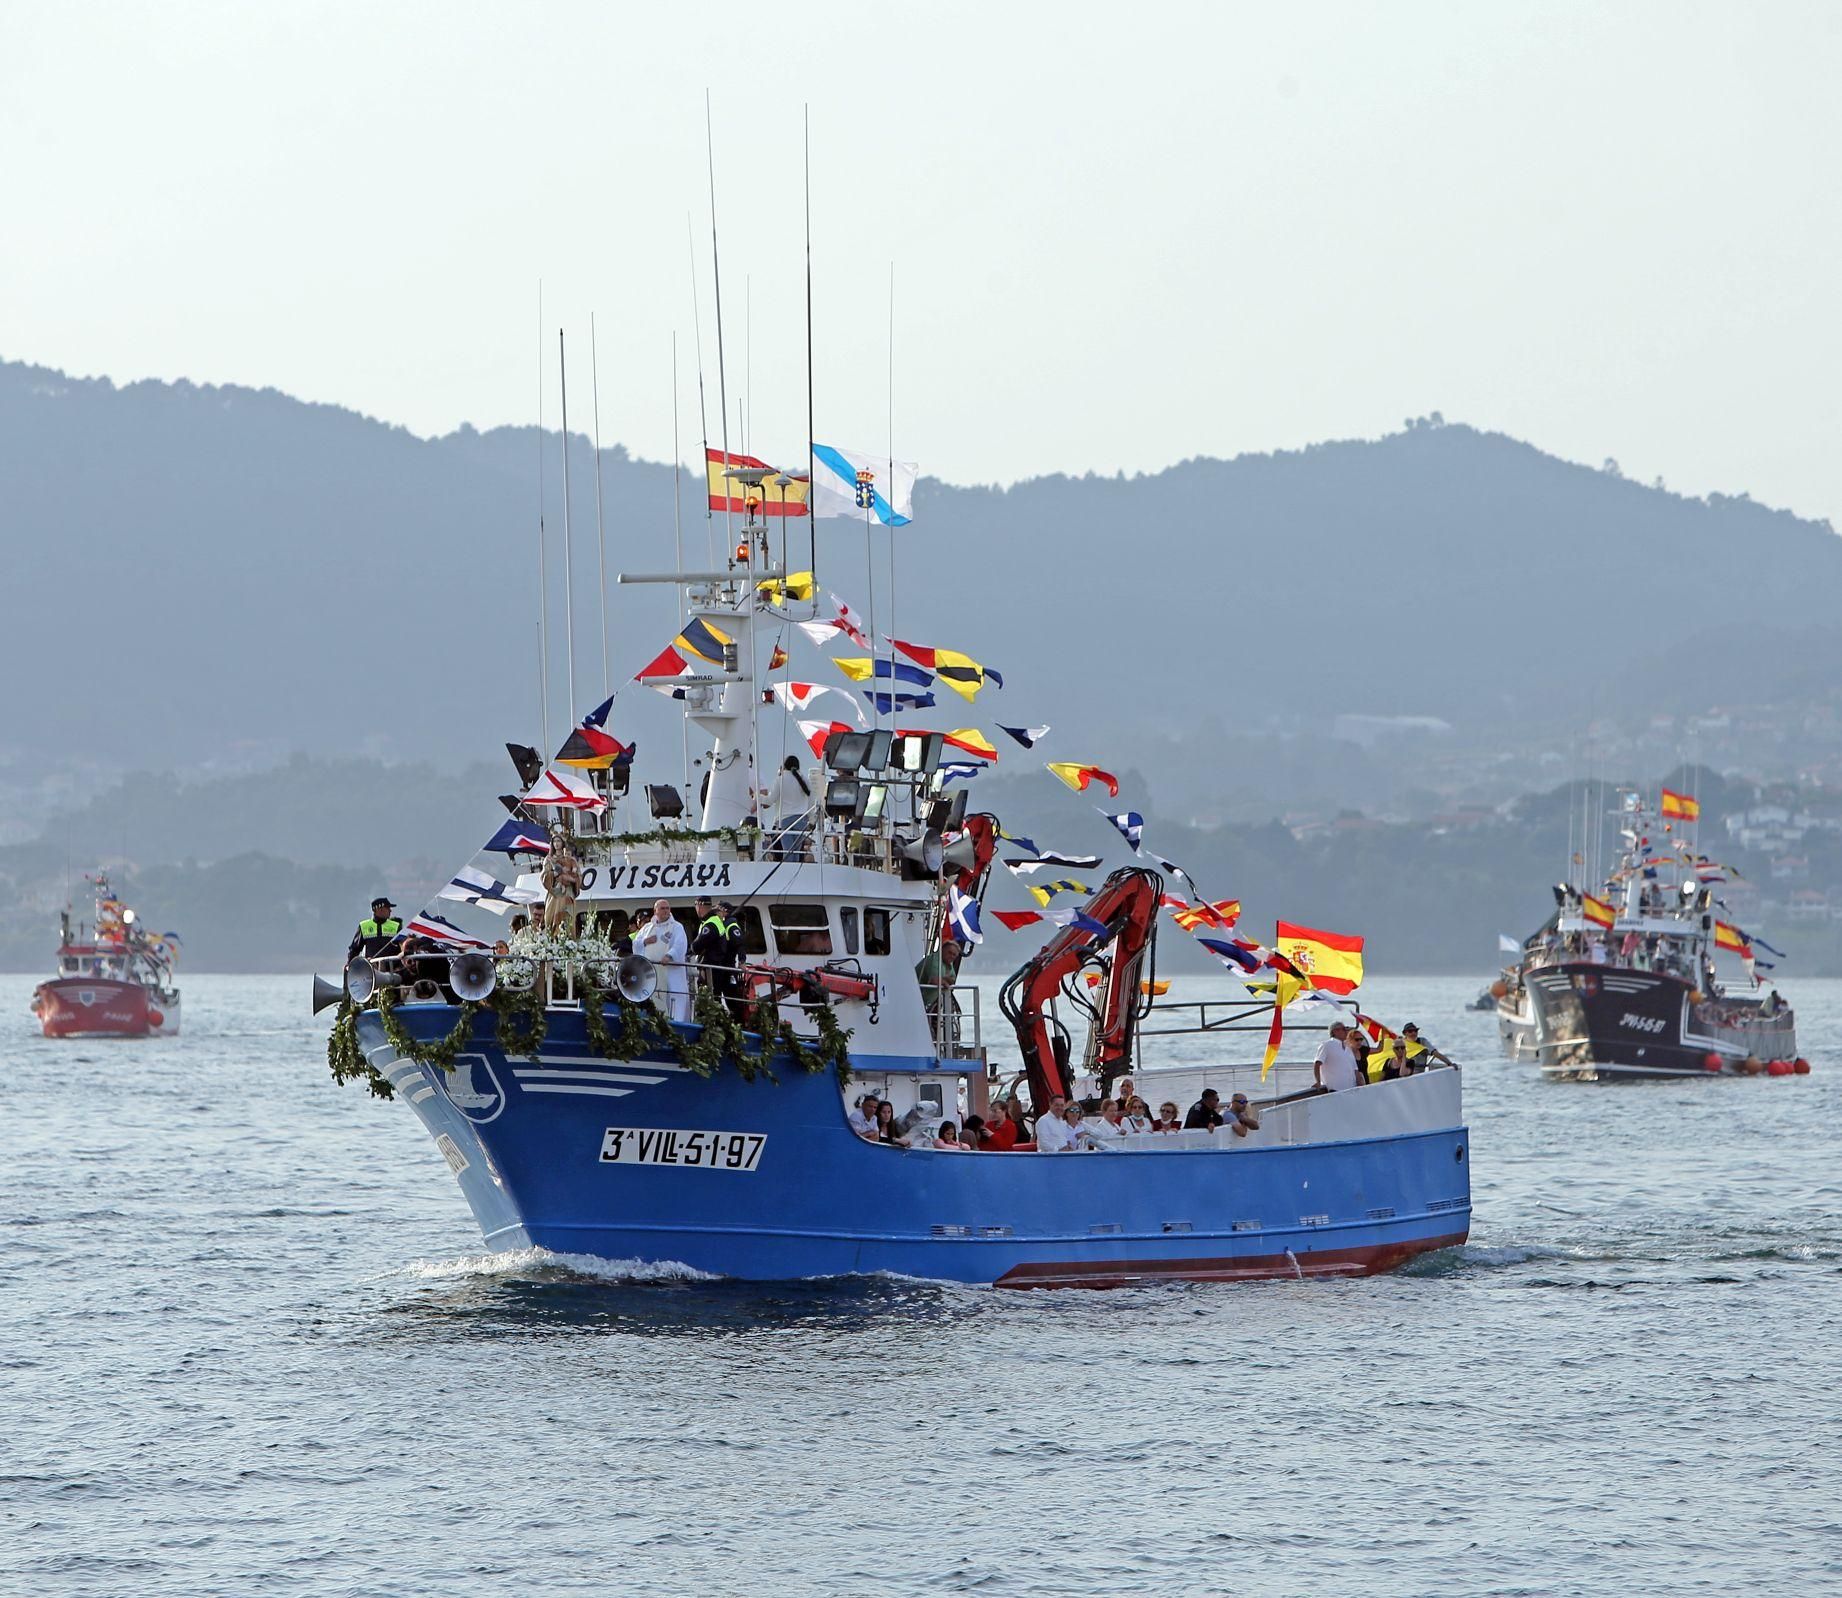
[[811, 444, 916, 526]]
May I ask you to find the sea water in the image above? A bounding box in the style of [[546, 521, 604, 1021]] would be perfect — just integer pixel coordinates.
[[2, 973, 1837, 1596]]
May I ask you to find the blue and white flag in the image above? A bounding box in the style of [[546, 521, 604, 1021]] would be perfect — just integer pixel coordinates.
[[810, 443, 917, 526], [939, 760, 987, 785], [1099, 809, 1144, 852], [1070, 911, 1110, 939], [439, 865, 543, 916], [948, 883, 983, 946], [999, 724, 1050, 749], [484, 818, 553, 856], [862, 689, 937, 714], [1149, 853, 1190, 884]]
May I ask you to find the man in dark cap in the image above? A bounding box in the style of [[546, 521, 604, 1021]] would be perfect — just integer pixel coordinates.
[[348, 896, 403, 962], [1402, 1022, 1453, 1068]]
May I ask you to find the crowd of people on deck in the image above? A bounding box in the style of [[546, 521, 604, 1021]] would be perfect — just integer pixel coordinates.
[[1313, 1019, 1440, 1089], [846, 1075, 1264, 1153]]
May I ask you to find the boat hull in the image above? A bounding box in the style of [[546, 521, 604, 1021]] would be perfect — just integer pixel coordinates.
[[31, 978, 180, 1039], [1497, 963, 1794, 1080], [355, 1005, 1472, 1287]]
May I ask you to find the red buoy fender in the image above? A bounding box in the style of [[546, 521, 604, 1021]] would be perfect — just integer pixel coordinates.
[[148, 1008, 164, 1029], [1767, 1059, 1793, 1076], [1703, 1052, 1723, 1072], [1794, 1058, 1811, 1074]]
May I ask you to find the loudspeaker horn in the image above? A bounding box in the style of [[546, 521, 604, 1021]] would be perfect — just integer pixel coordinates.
[[449, 951, 498, 1002], [898, 829, 945, 880], [940, 833, 980, 876], [617, 953, 659, 1004], [345, 955, 379, 1003], [310, 974, 345, 1015]]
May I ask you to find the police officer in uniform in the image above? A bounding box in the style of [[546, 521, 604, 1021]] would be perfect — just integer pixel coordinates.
[[691, 896, 746, 1017], [348, 896, 404, 962]]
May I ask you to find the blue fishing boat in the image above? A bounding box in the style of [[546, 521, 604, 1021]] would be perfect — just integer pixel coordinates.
[[317, 528, 1471, 1286]]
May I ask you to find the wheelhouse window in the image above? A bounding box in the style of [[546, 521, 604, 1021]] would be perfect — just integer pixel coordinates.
[[840, 907, 859, 955], [864, 908, 893, 956], [769, 902, 832, 956]]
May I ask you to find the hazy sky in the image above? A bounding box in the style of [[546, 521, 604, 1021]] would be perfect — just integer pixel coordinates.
[[6, 1, 1842, 524]]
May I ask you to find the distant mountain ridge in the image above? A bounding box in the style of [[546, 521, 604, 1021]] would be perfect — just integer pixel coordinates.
[[3, 358, 1837, 790]]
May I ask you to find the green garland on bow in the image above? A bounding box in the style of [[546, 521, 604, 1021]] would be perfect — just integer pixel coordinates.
[[487, 978, 549, 1057], [325, 965, 853, 1089], [377, 987, 480, 1074]]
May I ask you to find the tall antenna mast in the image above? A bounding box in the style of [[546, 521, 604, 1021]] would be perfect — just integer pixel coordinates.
[[558, 328, 579, 730], [804, 104, 818, 593], [706, 91, 734, 566], [687, 213, 715, 566], [589, 313, 611, 698], [673, 329, 690, 792], [535, 281, 551, 765], [887, 259, 897, 687]]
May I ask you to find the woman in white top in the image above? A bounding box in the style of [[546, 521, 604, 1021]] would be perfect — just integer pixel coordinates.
[[760, 755, 812, 822], [633, 899, 691, 1022], [1119, 1096, 1154, 1135]]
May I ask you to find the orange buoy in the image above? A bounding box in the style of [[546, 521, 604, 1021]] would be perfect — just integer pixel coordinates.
[[1703, 1052, 1723, 1072], [1794, 1057, 1811, 1074], [1489, 980, 1508, 1000], [1741, 1055, 1764, 1075]]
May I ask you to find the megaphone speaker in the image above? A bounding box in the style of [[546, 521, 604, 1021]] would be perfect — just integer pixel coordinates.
[[311, 974, 345, 1015], [898, 829, 945, 880], [345, 955, 378, 1004], [617, 953, 659, 1004], [940, 834, 980, 876], [449, 951, 498, 1002]]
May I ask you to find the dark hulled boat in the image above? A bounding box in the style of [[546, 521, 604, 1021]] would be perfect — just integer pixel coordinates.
[[1496, 793, 1797, 1081]]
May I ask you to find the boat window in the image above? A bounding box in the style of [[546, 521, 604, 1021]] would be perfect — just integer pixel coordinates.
[[739, 907, 766, 955], [864, 908, 892, 956], [769, 902, 832, 956], [840, 907, 859, 955]]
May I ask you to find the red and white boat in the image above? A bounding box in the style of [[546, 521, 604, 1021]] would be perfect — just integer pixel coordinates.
[[30, 874, 182, 1039]]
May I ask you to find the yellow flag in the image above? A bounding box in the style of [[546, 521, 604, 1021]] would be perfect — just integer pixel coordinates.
[[1262, 971, 1304, 1078], [756, 570, 815, 606]]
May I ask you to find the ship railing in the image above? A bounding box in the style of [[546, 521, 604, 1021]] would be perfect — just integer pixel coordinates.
[[928, 982, 986, 1067]]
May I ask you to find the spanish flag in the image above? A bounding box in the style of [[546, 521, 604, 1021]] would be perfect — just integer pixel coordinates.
[[1714, 920, 1752, 955], [1660, 788, 1701, 822], [1356, 1014, 1425, 1080], [1045, 761, 1121, 798], [706, 447, 809, 517], [1581, 893, 1617, 929], [1272, 921, 1365, 995]]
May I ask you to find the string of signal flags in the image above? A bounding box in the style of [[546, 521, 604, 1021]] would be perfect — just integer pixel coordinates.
[[491, 440, 1398, 1079]]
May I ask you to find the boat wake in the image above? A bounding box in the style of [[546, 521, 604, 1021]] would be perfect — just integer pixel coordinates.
[[395, 1246, 718, 1286]]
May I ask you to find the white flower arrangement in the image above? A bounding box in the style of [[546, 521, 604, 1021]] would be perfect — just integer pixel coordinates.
[[499, 928, 621, 990]]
